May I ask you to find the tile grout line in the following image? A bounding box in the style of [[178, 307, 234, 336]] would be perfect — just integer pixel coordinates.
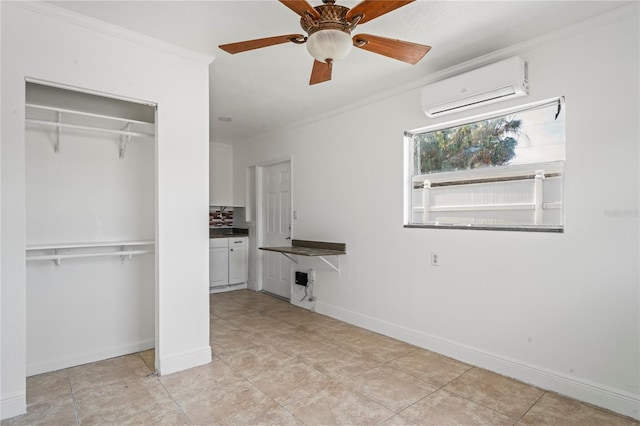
[[136, 351, 195, 425], [155, 376, 195, 425], [516, 390, 547, 423], [66, 371, 81, 426], [434, 367, 536, 423], [296, 353, 408, 419], [211, 334, 312, 424], [241, 371, 311, 426], [389, 364, 475, 419]]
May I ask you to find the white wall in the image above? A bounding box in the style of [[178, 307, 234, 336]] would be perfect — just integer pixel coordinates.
[[235, 7, 639, 419], [1, 3, 212, 419]]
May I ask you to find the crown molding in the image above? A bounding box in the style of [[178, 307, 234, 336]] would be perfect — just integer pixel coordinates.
[[4, 1, 215, 65], [243, 1, 639, 145]]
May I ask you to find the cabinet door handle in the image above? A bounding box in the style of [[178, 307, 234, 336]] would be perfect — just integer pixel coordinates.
[[230, 248, 234, 252]]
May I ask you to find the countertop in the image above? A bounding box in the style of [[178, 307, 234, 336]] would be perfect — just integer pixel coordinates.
[[210, 233, 249, 239], [209, 228, 249, 239], [259, 239, 346, 257]]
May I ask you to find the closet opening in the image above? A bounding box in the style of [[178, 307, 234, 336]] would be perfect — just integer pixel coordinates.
[[24, 81, 157, 376]]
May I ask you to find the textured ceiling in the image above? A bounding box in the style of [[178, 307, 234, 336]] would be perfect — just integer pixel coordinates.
[[49, 0, 633, 144]]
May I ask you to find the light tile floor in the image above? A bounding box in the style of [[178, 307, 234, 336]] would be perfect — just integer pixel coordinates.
[[3, 290, 638, 425]]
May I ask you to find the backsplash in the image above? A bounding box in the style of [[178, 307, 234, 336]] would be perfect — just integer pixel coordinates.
[[209, 207, 233, 228]]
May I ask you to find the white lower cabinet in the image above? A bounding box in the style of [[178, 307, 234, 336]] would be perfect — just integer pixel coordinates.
[[209, 236, 248, 291], [209, 240, 229, 288], [228, 238, 248, 284]]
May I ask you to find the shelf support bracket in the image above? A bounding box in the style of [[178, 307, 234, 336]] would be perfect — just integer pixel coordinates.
[[120, 245, 134, 263], [280, 253, 299, 265], [54, 112, 61, 153], [276, 252, 340, 275], [318, 256, 340, 275], [119, 123, 131, 159]]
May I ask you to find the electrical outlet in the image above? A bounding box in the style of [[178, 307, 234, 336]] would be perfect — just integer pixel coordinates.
[[431, 252, 440, 266]]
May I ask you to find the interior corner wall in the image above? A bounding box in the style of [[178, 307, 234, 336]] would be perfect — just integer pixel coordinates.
[[234, 11, 639, 420], [1, 3, 212, 419]]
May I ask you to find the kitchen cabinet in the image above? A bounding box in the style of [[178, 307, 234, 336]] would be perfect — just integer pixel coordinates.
[[209, 239, 229, 288], [209, 236, 248, 290], [228, 238, 248, 284], [210, 142, 233, 206]]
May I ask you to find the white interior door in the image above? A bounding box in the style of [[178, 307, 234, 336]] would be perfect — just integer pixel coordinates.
[[261, 161, 292, 299]]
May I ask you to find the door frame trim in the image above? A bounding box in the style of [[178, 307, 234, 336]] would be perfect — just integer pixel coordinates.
[[255, 156, 293, 293]]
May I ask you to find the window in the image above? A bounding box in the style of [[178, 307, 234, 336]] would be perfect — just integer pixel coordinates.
[[404, 98, 565, 232]]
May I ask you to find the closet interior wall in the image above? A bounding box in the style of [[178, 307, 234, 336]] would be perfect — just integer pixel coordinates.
[[24, 82, 156, 376]]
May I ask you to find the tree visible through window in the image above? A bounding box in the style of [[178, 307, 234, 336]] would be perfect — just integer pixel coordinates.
[[414, 117, 523, 174], [405, 98, 565, 231]]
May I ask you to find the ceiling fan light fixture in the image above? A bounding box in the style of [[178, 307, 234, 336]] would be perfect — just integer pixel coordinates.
[[305, 29, 352, 63]]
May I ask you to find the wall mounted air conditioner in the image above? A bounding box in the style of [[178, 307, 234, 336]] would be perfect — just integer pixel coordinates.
[[421, 56, 529, 117]]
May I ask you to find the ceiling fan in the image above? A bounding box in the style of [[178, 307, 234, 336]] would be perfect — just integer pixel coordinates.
[[219, 0, 431, 85]]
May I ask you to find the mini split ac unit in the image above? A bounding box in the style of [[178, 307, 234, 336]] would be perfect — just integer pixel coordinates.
[[421, 56, 529, 117]]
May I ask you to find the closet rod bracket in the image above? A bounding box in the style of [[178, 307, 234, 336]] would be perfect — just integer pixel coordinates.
[[119, 123, 131, 159], [54, 111, 61, 153], [120, 244, 134, 263]]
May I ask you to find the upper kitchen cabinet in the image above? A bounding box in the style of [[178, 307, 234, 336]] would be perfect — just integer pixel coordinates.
[[210, 142, 242, 206]]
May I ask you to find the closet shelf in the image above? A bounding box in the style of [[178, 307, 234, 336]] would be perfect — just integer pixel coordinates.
[[25, 103, 153, 126], [25, 118, 153, 138], [26, 240, 154, 251], [26, 241, 155, 266], [25, 103, 154, 158]]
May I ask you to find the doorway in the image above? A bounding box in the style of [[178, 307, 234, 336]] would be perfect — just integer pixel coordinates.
[[260, 160, 292, 299]]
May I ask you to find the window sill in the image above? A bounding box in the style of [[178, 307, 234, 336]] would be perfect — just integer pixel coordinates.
[[404, 224, 564, 233]]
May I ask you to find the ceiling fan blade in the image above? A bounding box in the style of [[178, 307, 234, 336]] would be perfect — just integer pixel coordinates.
[[279, 0, 321, 19], [309, 60, 332, 85], [219, 34, 306, 54], [346, 0, 414, 24], [353, 34, 431, 65]]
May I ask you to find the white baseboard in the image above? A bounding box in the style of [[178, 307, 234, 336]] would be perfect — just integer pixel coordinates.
[[209, 283, 247, 294], [315, 301, 640, 421], [1, 391, 26, 421], [157, 345, 212, 376], [26, 339, 155, 376]]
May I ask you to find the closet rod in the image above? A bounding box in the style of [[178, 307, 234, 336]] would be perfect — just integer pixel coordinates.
[[26, 118, 153, 138], [26, 103, 153, 126], [26, 249, 154, 266]]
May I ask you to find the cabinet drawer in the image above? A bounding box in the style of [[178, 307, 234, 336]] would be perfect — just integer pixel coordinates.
[[229, 237, 248, 247], [209, 238, 229, 248]]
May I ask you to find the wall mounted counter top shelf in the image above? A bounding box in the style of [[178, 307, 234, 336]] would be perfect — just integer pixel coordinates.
[[260, 239, 346, 274]]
